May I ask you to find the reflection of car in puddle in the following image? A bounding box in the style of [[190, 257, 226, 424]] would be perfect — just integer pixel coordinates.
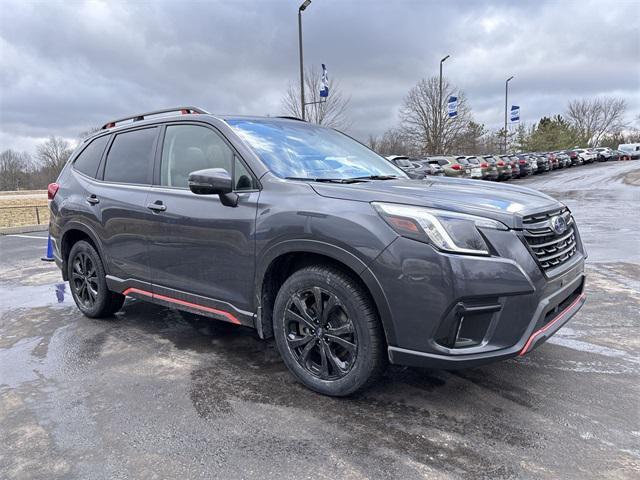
[[55, 283, 66, 303], [0, 282, 70, 312]]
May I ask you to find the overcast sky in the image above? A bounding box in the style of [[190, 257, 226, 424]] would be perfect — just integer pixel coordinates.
[[1, 0, 639, 154]]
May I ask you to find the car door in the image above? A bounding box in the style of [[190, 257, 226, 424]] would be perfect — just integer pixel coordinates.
[[92, 126, 158, 284], [144, 123, 259, 321]]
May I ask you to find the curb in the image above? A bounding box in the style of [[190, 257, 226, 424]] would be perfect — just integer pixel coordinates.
[[0, 224, 48, 235]]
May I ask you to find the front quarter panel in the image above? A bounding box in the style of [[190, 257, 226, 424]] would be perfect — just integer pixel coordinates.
[[254, 175, 398, 326], [255, 175, 397, 274]]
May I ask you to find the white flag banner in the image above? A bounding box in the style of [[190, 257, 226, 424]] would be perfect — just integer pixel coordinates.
[[447, 96, 458, 118], [510, 105, 520, 123], [320, 64, 329, 98]]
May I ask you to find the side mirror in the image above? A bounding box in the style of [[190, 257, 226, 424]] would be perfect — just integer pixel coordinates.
[[188, 168, 238, 207]]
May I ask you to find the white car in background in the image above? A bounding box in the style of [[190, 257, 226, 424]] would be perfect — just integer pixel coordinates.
[[618, 143, 640, 160], [573, 148, 597, 164], [594, 147, 614, 161]]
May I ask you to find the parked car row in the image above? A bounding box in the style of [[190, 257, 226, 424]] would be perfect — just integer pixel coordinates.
[[386, 145, 635, 181]]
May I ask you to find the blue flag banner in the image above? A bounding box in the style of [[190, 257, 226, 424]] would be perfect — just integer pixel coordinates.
[[510, 105, 520, 122], [447, 96, 458, 118], [320, 64, 329, 98]]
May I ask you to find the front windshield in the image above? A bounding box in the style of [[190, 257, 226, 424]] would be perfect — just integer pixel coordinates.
[[226, 118, 405, 180]]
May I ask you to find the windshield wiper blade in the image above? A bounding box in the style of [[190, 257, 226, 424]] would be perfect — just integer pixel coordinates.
[[284, 176, 365, 184], [350, 175, 399, 180]]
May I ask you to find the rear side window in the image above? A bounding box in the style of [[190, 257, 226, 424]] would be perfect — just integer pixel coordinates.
[[160, 125, 234, 188], [73, 135, 110, 178], [103, 128, 157, 184]]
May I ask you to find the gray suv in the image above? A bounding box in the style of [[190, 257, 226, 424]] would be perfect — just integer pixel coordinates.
[[48, 107, 587, 396]]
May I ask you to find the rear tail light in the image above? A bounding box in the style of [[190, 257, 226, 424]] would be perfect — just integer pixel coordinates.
[[497, 161, 505, 166], [519, 160, 526, 164], [480, 162, 488, 168], [47, 183, 60, 200], [451, 164, 462, 170]]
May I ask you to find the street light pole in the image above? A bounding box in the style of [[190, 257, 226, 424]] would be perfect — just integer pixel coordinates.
[[504, 75, 514, 154], [439, 55, 450, 154], [298, 0, 312, 121]]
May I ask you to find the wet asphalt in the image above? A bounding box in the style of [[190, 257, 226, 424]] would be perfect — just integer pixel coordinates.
[[1, 161, 639, 480]]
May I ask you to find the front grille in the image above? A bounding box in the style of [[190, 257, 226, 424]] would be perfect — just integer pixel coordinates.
[[522, 208, 578, 271]]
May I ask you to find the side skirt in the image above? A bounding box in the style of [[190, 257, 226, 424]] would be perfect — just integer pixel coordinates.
[[105, 275, 255, 327]]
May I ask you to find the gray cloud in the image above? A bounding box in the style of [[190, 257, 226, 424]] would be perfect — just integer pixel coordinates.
[[1, 0, 638, 154]]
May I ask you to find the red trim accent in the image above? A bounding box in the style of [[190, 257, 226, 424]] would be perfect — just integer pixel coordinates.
[[122, 287, 152, 298], [519, 293, 585, 356], [122, 287, 241, 325]]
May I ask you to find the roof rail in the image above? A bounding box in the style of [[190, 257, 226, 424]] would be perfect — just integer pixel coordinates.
[[101, 106, 209, 130], [275, 116, 305, 122]]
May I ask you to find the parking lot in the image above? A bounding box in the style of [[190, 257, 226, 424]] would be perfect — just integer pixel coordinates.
[[1, 161, 638, 479]]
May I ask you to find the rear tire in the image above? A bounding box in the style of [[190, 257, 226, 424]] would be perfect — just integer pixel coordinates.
[[67, 240, 125, 318], [273, 265, 387, 396]]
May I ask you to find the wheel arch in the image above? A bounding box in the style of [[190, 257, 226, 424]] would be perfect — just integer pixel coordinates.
[[255, 240, 396, 346], [59, 222, 106, 280]]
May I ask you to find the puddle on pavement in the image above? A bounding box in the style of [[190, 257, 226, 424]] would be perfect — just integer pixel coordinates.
[[0, 282, 72, 314]]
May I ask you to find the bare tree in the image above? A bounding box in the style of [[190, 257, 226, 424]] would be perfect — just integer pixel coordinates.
[[0, 150, 31, 191], [455, 121, 488, 155], [399, 76, 473, 155], [36, 136, 73, 177], [566, 97, 627, 146], [368, 128, 415, 157], [282, 66, 351, 130]]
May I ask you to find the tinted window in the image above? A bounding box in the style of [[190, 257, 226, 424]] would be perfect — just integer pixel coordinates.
[[457, 158, 469, 165], [74, 135, 110, 178], [234, 156, 257, 190], [160, 125, 234, 188], [396, 159, 413, 168], [103, 128, 157, 184]]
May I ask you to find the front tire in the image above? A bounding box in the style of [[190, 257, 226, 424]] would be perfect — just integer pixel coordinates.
[[273, 266, 386, 396], [67, 240, 125, 318]]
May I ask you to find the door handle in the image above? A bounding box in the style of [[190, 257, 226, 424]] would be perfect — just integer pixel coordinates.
[[147, 202, 167, 212], [86, 195, 99, 205]]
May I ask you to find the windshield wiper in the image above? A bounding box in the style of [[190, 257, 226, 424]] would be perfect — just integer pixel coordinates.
[[350, 175, 399, 180], [284, 176, 365, 184]]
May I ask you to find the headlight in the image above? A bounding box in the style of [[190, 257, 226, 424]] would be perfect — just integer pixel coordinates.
[[372, 202, 508, 255]]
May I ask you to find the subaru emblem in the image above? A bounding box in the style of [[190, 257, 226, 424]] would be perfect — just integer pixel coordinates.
[[551, 215, 567, 235]]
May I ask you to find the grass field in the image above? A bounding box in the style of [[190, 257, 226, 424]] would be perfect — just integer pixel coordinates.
[[0, 191, 49, 228]]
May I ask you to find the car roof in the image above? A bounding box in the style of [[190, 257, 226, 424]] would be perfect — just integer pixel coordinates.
[[84, 109, 307, 144]]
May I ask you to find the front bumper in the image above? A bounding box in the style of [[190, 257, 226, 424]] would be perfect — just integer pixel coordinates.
[[368, 227, 587, 370], [388, 276, 585, 369]]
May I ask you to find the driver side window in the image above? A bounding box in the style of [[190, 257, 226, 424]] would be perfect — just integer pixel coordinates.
[[160, 125, 233, 188]]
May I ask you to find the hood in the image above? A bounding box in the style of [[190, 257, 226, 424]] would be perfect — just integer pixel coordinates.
[[311, 177, 562, 229]]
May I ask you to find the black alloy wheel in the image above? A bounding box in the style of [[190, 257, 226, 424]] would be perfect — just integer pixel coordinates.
[[70, 251, 98, 309], [67, 240, 125, 318], [273, 266, 386, 396], [284, 286, 357, 380]]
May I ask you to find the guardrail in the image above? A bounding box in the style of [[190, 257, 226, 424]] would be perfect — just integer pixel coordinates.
[[0, 204, 50, 228]]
